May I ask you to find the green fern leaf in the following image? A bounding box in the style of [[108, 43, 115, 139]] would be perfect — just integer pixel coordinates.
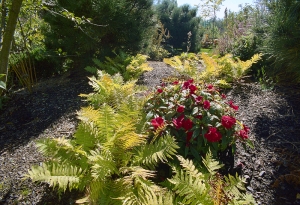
[[88, 149, 119, 180], [168, 169, 213, 205], [26, 162, 86, 192], [176, 155, 203, 179], [134, 135, 179, 168], [202, 150, 223, 175]]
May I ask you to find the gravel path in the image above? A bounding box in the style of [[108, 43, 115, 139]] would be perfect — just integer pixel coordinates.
[[0, 62, 299, 204]]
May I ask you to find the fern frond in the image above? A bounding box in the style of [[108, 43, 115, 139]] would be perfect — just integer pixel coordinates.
[[134, 135, 179, 168], [119, 166, 165, 205], [202, 150, 224, 175], [143, 190, 174, 205], [168, 169, 213, 205], [176, 155, 203, 179], [88, 149, 119, 180], [97, 104, 117, 140], [26, 162, 86, 192], [223, 173, 247, 199], [74, 122, 101, 151], [121, 166, 156, 183], [35, 137, 88, 169], [77, 106, 101, 124]]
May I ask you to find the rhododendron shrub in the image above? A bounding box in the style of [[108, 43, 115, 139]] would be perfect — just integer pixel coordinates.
[[145, 79, 253, 161]]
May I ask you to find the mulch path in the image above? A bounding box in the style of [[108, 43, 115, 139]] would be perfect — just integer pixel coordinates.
[[0, 61, 300, 204]]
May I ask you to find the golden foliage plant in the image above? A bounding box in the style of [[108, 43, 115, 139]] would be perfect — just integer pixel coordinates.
[[79, 70, 145, 109], [200, 53, 262, 85], [163, 53, 200, 78]]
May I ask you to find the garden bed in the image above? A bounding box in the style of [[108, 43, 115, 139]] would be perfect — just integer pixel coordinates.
[[0, 62, 299, 204]]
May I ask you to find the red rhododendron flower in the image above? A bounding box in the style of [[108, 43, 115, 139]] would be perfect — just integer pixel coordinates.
[[203, 100, 210, 109], [151, 117, 164, 129], [221, 94, 226, 99], [183, 81, 190, 89], [173, 81, 179, 85], [243, 124, 250, 133], [207, 84, 214, 90], [189, 84, 197, 94], [173, 115, 184, 129], [228, 100, 239, 111], [238, 129, 248, 140], [204, 127, 222, 142], [157, 88, 163, 93], [194, 95, 203, 103], [221, 116, 236, 129], [182, 118, 193, 130], [177, 105, 185, 113]]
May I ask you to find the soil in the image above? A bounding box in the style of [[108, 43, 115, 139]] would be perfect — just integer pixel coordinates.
[[1, 61, 300, 204]]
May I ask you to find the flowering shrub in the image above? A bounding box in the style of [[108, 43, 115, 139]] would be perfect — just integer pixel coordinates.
[[144, 79, 253, 161]]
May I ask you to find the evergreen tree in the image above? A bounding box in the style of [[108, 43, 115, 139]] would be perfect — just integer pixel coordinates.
[[42, 0, 154, 66], [156, 0, 201, 53]]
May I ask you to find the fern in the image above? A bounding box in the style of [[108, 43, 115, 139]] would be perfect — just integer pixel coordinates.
[[163, 53, 199, 77], [202, 150, 224, 175], [26, 162, 86, 192], [168, 169, 213, 205], [79, 71, 142, 109], [134, 135, 179, 168], [200, 53, 262, 84]]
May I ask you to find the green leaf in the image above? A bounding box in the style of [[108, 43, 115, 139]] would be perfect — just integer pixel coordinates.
[[190, 147, 201, 162], [0, 81, 6, 90], [146, 111, 154, 120], [192, 128, 200, 140], [246, 139, 254, 149], [192, 106, 199, 115]]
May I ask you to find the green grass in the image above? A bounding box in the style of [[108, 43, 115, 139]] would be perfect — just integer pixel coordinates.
[[200, 48, 214, 55]]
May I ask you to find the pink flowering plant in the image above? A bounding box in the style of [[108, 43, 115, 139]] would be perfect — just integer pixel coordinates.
[[144, 79, 253, 161]]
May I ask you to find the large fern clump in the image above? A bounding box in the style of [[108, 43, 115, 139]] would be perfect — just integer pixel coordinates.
[[200, 53, 262, 85]]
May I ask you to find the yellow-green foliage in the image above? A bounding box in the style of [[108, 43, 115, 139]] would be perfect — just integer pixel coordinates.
[[126, 54, 153, 80], [163, 53, 200, 77], [166, 154, 256, 205], [79, 71, 143, 109], [200, 53, 262, 84], [85, 52, 152, 81]]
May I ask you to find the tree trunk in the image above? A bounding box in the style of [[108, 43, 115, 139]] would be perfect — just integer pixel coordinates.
[[0, 0, 23, 84], [0, 0, 7, 47]]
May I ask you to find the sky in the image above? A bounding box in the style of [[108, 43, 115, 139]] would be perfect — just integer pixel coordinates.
[[176, 0, 255, 19]]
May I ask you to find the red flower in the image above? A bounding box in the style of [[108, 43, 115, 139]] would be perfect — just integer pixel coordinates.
[[173, 115, 184, 129], [221, 94, 226, 99], [195, 115, 202, 120], [186, 131, 193, 147], [203, 100, 210, 109], [207, 84, 214, 90], [173, 81, 179, 85], [188, 84, 197, 94], [228, 100, 239, 111], [238, 129, 248, 140], [204, 127, 222, 142], [182, 118, 193, 131], [194, 95, 203, 103], [182, 79, 194, 89], [151, 117, 164, 130], [177, 105, 185, 113], [243, 124, 250, 133], [183, 81, 190, 89], [157, 88, 163, 93], [221, 116, 236, 129]]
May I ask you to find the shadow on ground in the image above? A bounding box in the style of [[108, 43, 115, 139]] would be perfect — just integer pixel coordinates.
[[0, 70, 93, 153]]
